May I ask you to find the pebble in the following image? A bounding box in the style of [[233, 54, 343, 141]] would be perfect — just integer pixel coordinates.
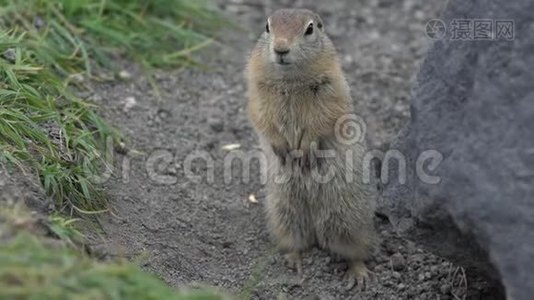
[[411, 253, 425, 263], [390, 252, 406, 271], [76, 91, 91, 99], [3, 48, 16, 63], [440, 283, 451, 294], [89, 94, 103, 102], [157, 108, 171, 120], [122, 96, 137, 112], [208, 117, 224, 132], [33, 16, 45, 29], [414, 10, 425, 20], [118, 70, 132, 80], [71, 73, 84, 83]]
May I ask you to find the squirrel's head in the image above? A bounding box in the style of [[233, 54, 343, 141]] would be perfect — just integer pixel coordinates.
[[258, 9, 333, 69]]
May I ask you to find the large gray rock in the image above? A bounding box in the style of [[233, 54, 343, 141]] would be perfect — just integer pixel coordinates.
[[380, 0, 534, 299]]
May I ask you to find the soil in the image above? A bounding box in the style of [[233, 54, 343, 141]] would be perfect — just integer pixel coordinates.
[[2, 0, 501, 299]]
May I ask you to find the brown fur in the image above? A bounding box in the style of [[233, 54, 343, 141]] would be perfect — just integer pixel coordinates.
[[246, 8, 378, 290]]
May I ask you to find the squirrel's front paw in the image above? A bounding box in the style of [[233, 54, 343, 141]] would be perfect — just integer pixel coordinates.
[[294, 141, 323, 171], [271, 144, 290, 165], [295, 151, 319, 170]]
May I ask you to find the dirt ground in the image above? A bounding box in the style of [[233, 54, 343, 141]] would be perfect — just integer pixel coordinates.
[[77, 0, 499, 299]]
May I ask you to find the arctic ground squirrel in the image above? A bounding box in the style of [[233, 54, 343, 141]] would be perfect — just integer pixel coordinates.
[[246, 8, 378, 290]]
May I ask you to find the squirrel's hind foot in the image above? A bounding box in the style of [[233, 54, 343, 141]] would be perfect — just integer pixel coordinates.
[[284, 252, 306, 284], [284, 252, 303, 275], [344, 260, 374, 292]]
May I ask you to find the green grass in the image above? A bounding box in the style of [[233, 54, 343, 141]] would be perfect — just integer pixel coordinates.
[[0, 0, 224, 73], [0, 0, 224, 213], [0, 2, 228, 298], [0, 203, 229, 300], [0, 30, 120, 213]]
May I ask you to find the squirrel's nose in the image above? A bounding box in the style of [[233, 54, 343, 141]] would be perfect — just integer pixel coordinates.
[[274, 48, 290, 56], [274, 39, 290, 56]]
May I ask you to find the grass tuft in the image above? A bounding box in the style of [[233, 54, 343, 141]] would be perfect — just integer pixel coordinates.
[[0, 0, 224, 213], [0, 0, 225, 73], [0, 30, 119, 213], [0, 202, 229, 300]]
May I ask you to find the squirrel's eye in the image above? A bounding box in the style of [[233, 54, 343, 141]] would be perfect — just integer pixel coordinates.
[[305, 23, 314, 35], [265, 22, 270, 33]]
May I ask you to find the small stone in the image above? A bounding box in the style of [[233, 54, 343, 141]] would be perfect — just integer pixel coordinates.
[[89, 94, 103, 102], [384, 240, 397, 254], [418, 273, 425, 281], [116, 142, 128, 155], [157, 108, 171, 120], [424, 271, 432, 279], [421, 282, 432, 291], [71, 73, 84, 83], [406, 240, 417, 253], [411, 253, 425, 263], [390, 252, 406, 271], [76, 91, 91, 99], [414, 10, 425, 20], [440, 283, 451, 294], [392, 271, 401, 279], [440, 262, 451, 276], [117, 70, 132, 80], [415, 285, 424, 294], [167, 166, 177, 176], [208, 117, 224, 132], [122, 97, 137, 112], [397, 283, 406, 291], [3, 48, 16, 63], [33, 16, 45, 29]]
